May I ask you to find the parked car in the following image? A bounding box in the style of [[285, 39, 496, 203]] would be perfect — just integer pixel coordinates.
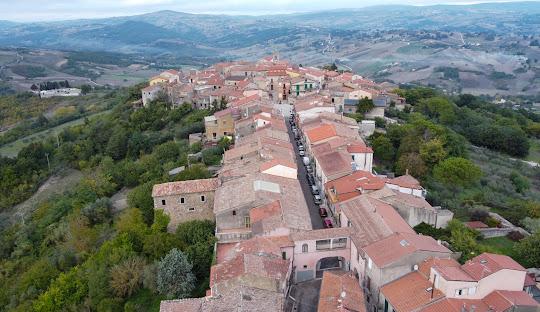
[[306, 174, 315, 185], [306, 166, 313, 174], [296, 140, 302, 146], [314, 194, 322, 204], [302, 157, 310, 166], [311, 185, 319, 195], [323, 218, 334, 228], [319, 207, 328, 217], [298, 145, 304, 151], [299, 150, 305, 156]]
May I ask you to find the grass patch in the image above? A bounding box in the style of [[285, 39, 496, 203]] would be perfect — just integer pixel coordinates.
[[526, 138, 540, 163], [478, 236, 516, 256]]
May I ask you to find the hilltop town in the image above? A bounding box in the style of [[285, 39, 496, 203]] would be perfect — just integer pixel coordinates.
[[141, 56, 540, 312]]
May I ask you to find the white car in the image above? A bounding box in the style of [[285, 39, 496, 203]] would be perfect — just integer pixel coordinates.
[[299, 150, 305, 156]]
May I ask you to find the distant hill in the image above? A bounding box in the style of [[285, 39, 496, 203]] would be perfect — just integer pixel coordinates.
[[1, 2, 540, 96], [0, 2, 539, 54]]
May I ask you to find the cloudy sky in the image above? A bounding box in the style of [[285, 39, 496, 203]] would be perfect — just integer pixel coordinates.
[[1, 0, 534, 22]]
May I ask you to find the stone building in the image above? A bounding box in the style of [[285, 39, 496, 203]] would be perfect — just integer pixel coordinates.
[[152, 178, 219, 231]]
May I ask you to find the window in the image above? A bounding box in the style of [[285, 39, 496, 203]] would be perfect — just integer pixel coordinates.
[[180, 197, 185, 204], [161, 199, 166, 206], [455, 289, 464, 296], [303, 265, 307, 269], [213, 133, 217, 138], [352, 155, 355, 161], [302, 244, 308, 253], [188, 207, 195, 212], [316, 239, 331, 250], [244, 216, 251, 228], [282, 252, 286, 260], [332, 237, 347, 249], [201, 195, 206, 202], [232, 210, 236, 216], [368, 257, 372, 270]]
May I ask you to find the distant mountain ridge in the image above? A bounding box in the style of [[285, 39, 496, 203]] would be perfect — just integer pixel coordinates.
[[0, 2, 539, 55]]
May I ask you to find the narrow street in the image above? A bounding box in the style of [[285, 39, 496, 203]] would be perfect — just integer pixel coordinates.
[[287, 117, 324, 230]]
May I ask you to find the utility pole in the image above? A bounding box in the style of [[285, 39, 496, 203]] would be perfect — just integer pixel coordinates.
[[56, 132, 60, 148], [45, 153, 50, 171]]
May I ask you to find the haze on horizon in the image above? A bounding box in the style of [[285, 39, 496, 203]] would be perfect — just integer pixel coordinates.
[[2, 0, 538, 22]]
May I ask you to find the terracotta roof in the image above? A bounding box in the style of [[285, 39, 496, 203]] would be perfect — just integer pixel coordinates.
[[249, 200, 282, 224], [419, 298, 489, 312], [152, 178, 219, 197], [347, 143, 373, 154], [381, 272, 444, 312], [260, 158, 297, 172], [387, 174, 423, 190], [364, 233, 451, 268], [462, 253, 526, 281], [418, 257, 462, 279], [318, 271, 366, 312], [465, 221, 489, 229], [306, 124, 337, 143], [483, 290, 539, 311], [316, 150, 353, 179], [338, 196, 414, 248], [325, 171, 386, 203]]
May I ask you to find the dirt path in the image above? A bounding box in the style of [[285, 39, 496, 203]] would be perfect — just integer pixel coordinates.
[[0, 168, 83, 229], [110, 187, 131, 214]]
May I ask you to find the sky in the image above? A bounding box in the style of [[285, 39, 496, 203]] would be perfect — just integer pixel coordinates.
[[1, 0, 535, 22]]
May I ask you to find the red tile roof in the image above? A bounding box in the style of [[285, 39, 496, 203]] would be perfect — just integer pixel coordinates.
[[325, 171, 386, 203], [462, 253, 526, 281], [418, 257, 462, 279], [364, 233, 451, 268], [387, 174, 423, 190], [318, 271, 366, 312], [152, 178, 219, 197], [306, 124, 337, 143], [260, 158, 297, 173], [347, 143, 373, 154], [381, 272, 444, 312], [483, 290, 539, 311], [249, 200, 282, 224]]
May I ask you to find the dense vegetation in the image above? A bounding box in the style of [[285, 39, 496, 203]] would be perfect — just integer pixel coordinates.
[[373, 87, 540, 267], [0, 86, 224, 311], [0, 90, 114, 147], [10, 65, 47, 78]]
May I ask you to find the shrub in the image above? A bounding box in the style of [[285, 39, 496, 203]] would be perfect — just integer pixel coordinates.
[[507, 231, 525, 242]]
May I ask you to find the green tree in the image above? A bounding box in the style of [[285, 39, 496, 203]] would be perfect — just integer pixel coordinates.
[[396, 153, 427, 178], [513, 232, 540, 267], [510, 172, 530, 194], [81, 198, 112, 226], [447, 220, 482, 262], [127, 181, 155, 225], [110, 257, 146, 297], [357, 97, 374, 114], [433, 157, 481, 188], [157, 249, 195, 299], [371, 135, 395, 163], [419, 138, 447, 167], [106, 128, 129, 161]]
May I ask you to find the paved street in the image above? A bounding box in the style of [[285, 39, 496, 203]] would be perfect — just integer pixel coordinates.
[[285, 279, 322, 312], [287, 117, 324, 230]]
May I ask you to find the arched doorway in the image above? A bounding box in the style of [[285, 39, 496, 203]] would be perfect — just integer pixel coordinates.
[[315, 256, 345, 278]]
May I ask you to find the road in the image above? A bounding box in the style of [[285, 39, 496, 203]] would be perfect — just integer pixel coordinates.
[[287, 117, 325, 230]]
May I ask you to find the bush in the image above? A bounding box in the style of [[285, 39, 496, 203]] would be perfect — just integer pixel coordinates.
[[507, 231, 525, 242], [156, 249, 195, 299]]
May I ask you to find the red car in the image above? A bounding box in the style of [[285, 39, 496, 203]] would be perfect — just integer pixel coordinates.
[[323, 218, 333, 228], [319, 208, 328, 217]]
